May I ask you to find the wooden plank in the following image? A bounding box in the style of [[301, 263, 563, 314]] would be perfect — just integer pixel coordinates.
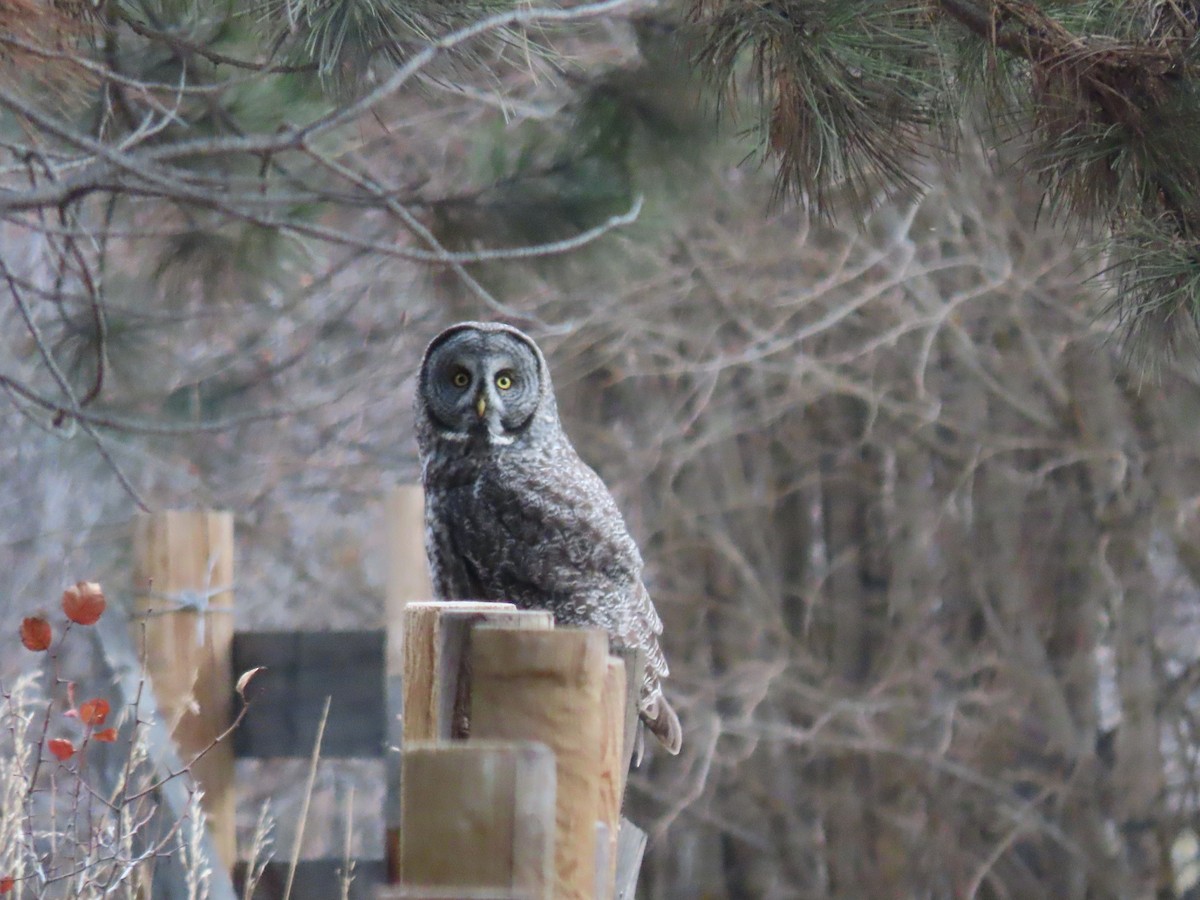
[[598, 657, 627, 891], [402, 602, 538, 743], [132, 509, 237, 871], [389, 602, 552, 883], [399, 742, 555, 898], [91, 608, 238, 900], [469, 627, 609, 900], [400, 602, 555, 744], [231, 630, 385, 759], [385, 485, 433, 676]]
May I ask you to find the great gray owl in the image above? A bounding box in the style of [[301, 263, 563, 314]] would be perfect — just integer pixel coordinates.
[[414, 321, 682, 756]]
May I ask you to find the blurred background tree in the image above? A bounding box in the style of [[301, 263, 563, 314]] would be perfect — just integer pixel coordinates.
[[6, 2, 1200, 898]]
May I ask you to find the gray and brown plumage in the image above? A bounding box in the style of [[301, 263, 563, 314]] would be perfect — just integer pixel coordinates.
[[414, 321, 681, 756]]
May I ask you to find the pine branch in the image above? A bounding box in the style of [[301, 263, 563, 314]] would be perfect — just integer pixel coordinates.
[[934, 0, 1200, 358], [691, 0, 1200, 359], [690, 0, 952, 212], [936, 0, 1182, 125], [115, 12, 320, 74]]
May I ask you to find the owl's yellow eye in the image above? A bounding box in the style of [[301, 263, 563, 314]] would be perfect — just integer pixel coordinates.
[[495, 372, 514, 391], [452, 370, 470, 388]]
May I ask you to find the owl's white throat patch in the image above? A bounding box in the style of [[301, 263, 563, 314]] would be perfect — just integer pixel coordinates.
[[437, 426, 515, 447]]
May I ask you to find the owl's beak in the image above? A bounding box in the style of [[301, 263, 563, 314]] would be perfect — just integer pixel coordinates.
[[475, 395, 487, 418]]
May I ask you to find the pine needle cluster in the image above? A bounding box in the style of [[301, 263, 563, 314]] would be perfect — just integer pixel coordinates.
[[689, 0, 1200, 359], [256, 0, 524, 95], [692, 0, 947, 210], [0, 0, 96, 100]]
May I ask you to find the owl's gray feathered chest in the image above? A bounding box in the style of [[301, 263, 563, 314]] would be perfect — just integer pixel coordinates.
[[421, 434, 643, 630]]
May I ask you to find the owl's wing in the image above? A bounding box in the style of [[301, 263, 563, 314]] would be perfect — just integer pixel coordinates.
[[472, 450, 661, 652], [475, 450, 679, 754]]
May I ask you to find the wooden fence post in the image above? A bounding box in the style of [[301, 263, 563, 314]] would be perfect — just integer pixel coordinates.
[[401, 602, 555, 744], [469, 628, 609, 900], [131, 509, 236, 871], [399, 742, 556, 899], [385, 486, 433, 656], [387, 601, 554, 882]]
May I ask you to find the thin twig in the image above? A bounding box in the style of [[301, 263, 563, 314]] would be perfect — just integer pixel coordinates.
[[282, 696, 331, 900]]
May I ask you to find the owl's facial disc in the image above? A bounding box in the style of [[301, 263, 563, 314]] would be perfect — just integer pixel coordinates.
[[424, 333, 540, 442]]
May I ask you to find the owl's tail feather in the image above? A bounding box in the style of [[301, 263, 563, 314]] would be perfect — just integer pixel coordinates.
[[639, 689, 682, 758]]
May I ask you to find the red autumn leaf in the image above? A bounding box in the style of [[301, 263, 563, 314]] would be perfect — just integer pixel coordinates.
[[78, 698, 110, 727], [20, 616, 52, 651], [48, 738, 75, 761], [62, 581, 106, 625], [0, 874, 13, 893], [93, 727, 118, 743]]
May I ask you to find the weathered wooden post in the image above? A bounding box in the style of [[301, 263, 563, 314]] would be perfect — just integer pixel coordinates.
[[385, 486, 432, 642], [387, 594, 648, 898], [469, 628, 609, 900], [400, 601, 555, 744], [387, 601, 554, 883], [399, 742, 556, 898], [131, 509, 236, 870]]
